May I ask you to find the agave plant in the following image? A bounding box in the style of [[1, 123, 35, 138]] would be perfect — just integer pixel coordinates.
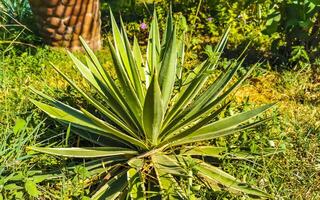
[[29, 10, 276, 199]]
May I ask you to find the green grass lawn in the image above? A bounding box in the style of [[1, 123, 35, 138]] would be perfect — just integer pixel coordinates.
[[1, 46, 319, 199]]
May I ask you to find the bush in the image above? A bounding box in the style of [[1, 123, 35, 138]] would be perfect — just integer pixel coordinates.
[[28, 10, 280, 199]]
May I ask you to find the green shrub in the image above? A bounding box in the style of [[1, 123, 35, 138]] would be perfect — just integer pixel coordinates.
[[264, 0, 320, 45], [264, 0, 320, 63], [28, 10, 279, 199]]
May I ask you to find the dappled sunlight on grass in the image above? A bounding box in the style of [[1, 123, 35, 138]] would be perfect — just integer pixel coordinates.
[[232, 69, 320, 199]]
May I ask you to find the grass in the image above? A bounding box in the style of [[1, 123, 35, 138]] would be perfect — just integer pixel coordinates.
[[0, 44, 319, 199], [231, 68, 320, 199], [1, 47, 115, 199], [0, 0, 318, 198]]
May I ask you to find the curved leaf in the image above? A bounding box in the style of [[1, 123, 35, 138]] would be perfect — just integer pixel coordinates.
[[159, 27, 177, 111], [92, 170, 128, 200], [28, 147, 138, 158], [81, 108, 148, 150], [69, 52, 137, 133], [189, 104, 274, 137], [143, 73, 164, 145], [31, 99, 146, 149], [170, 104, 274, 146], [182, 146, 227, 157], [193, 158, 270, 198], [147, 10, 161, 76]]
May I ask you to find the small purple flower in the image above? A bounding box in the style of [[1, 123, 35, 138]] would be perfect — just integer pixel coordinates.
[[207, 17, 213, 22], [140, 22, 147, 30]]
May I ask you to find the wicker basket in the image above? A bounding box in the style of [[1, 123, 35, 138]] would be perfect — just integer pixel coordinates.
[[28, 0, 101, 51]]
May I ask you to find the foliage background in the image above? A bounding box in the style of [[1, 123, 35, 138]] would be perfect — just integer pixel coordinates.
[[0, 0, 319, 199]]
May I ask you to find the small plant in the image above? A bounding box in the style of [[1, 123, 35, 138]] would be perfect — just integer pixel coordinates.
[[0, 116, 49, 199], [29, 10, 277, 199], [289, 45, 310, 69]]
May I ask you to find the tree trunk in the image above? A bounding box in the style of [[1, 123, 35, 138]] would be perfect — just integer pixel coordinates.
[[28, 0, 101, 51]]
